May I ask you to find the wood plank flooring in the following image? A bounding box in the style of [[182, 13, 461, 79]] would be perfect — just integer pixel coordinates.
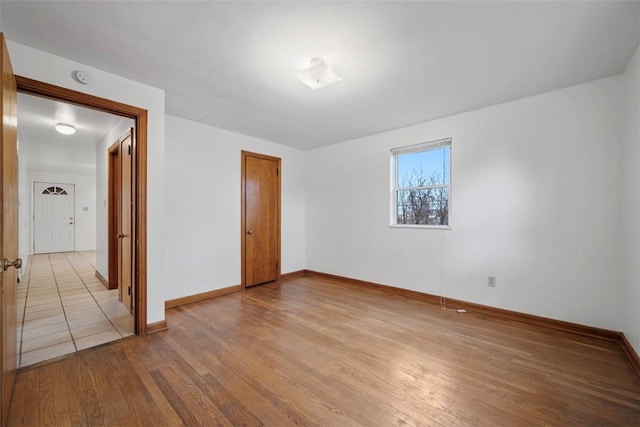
[[8, 274, 640, 426]]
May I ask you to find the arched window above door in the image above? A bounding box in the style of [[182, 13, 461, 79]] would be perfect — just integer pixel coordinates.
[[42, 186, 67, 195]]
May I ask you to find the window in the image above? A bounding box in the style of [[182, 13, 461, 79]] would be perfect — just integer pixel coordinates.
[[391, 138, 451, 227], [42, 186, 68, 195]]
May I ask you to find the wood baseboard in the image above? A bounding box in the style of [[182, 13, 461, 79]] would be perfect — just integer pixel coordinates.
[[146, 320, 168, 334], [94, 270, 110, 289], [165, 284, 241, 310], [305, 270, 640, 375], [438, 296, 621, 341], [306, 270, 441, 304], [620, 333, 640, 377], [281, 270, 307, 280]]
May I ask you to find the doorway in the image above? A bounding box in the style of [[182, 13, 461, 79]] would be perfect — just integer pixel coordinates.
[[16, 76, 148, 338], [33, 182, 75, 254], [15, 91, 136, 367], [241, 151, 281, 288]]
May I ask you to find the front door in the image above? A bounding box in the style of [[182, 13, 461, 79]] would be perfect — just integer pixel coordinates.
[[242, 151, 281, 287], [0, 33, 19, 426], [33, 182, 75, 254]]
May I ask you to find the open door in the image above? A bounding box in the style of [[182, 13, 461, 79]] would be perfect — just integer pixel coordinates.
[[108, 129, 133, 311], [0, 33, 19, 426]]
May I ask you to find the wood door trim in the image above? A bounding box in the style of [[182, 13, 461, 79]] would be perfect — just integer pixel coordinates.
[[241, 150, 281, 289], [107, 141, 120, 291], [16, 75, 148, 335]]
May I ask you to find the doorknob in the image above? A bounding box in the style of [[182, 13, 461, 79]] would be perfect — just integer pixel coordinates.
[[247, 230, 253, 235], [3, 258, 22, 271], [118, 233, 127, 239]]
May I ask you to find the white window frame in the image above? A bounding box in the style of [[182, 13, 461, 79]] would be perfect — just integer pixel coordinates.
[[390, 137, 452, 229]]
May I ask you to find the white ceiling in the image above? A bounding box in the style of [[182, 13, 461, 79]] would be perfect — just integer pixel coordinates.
[[17, 92, 126, 175], [3, 1, 639, 150]]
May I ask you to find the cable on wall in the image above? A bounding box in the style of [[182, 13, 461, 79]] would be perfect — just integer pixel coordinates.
[[438, 229, 466, 313]]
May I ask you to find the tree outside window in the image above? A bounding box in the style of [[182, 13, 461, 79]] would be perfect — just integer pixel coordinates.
[[391, 139, 451, 227]]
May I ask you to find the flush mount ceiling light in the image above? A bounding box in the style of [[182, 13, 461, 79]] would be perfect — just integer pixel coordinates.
[[295, 57, 342, 90], [55, 123, 76, 135]]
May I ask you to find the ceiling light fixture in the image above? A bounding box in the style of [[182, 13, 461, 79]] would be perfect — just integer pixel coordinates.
[[55, 123, 76, 135], [295, 57, 342, 90]]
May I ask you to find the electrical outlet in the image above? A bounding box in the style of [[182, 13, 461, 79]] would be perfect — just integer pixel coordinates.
[[487, 276, 496, 287]]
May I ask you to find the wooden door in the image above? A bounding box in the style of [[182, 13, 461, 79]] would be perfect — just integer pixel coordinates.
[[120, 129, 133, 311], [242, 151, 280, 287], [33, 182, 75, 253], [0, 33, 18, 426], [108, 129, 133, 310]]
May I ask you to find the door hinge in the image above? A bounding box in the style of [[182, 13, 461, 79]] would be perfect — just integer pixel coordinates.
[[128, 286, 131, 296], [276, 167, 279, 176], [128, 145, 131, 155]]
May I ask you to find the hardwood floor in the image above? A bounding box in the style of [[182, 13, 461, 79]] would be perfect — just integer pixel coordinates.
[[8, 274, 640, 426]]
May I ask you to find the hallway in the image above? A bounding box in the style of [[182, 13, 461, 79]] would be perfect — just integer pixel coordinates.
[[16, 251, 134, 368]]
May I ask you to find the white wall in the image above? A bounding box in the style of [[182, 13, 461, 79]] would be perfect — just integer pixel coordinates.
[[306, 76, 624, 331], [95, 118, 135, 280], [29, 171, 96, 252], [622, 44, 640, 354], [7, 40, 167, 324], [164, 115, 306, 301]]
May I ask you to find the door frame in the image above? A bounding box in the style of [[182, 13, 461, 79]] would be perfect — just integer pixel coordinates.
[[32, 181, 76, 254], [240, 150, 281, 288], [107, 141, 121, 291], [16, 76, 148, 335]]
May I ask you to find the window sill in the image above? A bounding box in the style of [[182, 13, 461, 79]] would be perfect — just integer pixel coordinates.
[[389, 224, 451, 230]]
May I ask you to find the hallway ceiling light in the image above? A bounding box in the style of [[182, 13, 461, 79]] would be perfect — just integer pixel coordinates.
[[55, 123, 76, 135], [295, 57, 342, 90]]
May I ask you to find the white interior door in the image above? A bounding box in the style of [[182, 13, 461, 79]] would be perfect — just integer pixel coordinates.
[[34, 182, 75, 254]]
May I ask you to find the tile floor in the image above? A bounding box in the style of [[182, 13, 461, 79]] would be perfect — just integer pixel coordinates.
[[16, 251, 134, 368]]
